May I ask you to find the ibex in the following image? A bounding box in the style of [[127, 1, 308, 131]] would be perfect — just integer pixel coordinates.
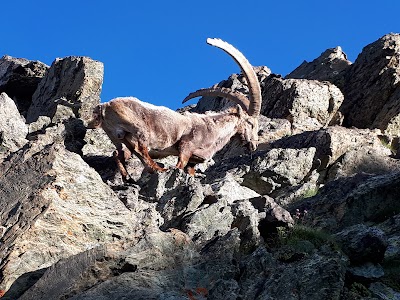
[[87, 38, 262, 181]]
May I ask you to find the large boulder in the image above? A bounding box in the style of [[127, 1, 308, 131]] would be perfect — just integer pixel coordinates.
[[335, 224, 388, 264], [0, 55, 48, 116], [27, 56, 103, 124], [242, 147, 316, 195], [339, 33, 400, 134], [261, 76, 344, 132], [327, 147, 400, 181], [269, 126, 393, 174]]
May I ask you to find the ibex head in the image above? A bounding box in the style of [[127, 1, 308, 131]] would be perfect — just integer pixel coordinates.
[[87, 104, 103, 129], [183, 38, 262, 151], [236, 105, 259, 151]]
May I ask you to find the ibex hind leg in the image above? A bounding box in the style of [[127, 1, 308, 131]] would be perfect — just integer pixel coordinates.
[[123, 134, 167, 173]]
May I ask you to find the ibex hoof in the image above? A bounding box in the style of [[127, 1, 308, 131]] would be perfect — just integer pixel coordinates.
[[151, 166, 167, 173]]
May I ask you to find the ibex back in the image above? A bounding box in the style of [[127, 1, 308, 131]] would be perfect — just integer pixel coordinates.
[[87, 38, 262, 181]]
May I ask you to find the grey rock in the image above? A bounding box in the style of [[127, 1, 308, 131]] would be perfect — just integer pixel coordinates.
[[327, 147, 400, 181], [27, 115, 51, 134], [231, 199, 263, 254], [239, 247, 347, 300], [156, 174, 207, 229], [286, 46, 351, 81], [378, 214, 400, 236], [384, 236, 400, 261], [369, 282, 400, 300], [0, 92, 28, 156], [0, 144, 56, 292], [270, 126, 391, 173], [272, 170, 320, 207], [335, 224, 388, 265], [208, 279, 240, 299], [377, 214, 400, 262], [263, 253, 347, 300], [348, 262, 385, 281], [258, 195, 294, 226], [242, 147, 316, 195], [208, 172, 260, 201], [181, 198, 235, 246], [17, 229, 240, 300], [14, 246, 109, 300], [27, 56, 103, 124], [0, 55, 48, 116], [0, 132, 135, 292], [83, 128, 115, 157], [291, 172, 400, 232]]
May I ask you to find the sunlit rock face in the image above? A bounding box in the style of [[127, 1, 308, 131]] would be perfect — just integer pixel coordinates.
[[1, 34, 400, 299]]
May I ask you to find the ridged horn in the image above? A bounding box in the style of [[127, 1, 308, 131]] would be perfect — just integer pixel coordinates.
[[182, 87, 250, 111], [206, 38, 262, 116]]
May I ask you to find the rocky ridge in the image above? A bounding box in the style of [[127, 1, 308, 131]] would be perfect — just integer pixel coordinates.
[[0, 34, 400, 299]]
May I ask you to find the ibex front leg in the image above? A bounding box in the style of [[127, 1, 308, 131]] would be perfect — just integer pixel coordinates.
[[176, 140, 197, 176], [113, 146, 133, 182]]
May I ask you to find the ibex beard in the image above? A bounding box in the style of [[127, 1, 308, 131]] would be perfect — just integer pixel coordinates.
[[87, 38, 262, 182]]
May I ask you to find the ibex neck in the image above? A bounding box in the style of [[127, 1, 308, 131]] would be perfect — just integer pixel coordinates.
[[191, 111, 240, 160]]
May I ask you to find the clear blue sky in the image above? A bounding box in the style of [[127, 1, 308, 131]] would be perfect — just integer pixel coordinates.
[[2, 0, 399, 110]]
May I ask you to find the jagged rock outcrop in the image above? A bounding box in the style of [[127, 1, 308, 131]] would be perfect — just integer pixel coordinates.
[[339, 33, 400, 134], [26, 56, 103, 124], [2, 34, 400, 299], [286, 46, 352, 81], [0, 123, 136, 294], [288, 33, 400, 137], [0, 55, 48, 116]]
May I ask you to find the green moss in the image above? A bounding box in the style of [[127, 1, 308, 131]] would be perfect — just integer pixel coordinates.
[[302, 187, 319, 199], [378, 135, 397, 156], [349, 282, 371, 298], [277, 225, 338, 252]]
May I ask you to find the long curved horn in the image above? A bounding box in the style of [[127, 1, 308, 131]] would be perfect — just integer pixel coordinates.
[[206, 38, 262, 116], [182, 87, 250, 111]]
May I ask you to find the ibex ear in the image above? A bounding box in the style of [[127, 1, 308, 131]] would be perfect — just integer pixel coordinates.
[[236, 104, 245, 118]]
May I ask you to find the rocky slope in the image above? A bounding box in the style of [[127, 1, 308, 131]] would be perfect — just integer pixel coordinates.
[[0, 33, 400, 299]]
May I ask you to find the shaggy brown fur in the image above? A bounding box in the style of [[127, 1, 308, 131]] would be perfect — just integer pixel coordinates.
[[87, 38, 262, 181]]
